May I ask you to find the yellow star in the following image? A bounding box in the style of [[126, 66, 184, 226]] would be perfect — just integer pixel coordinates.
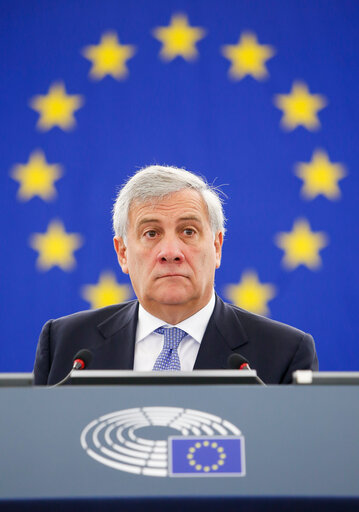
[[225, 270, 276, 316], [10, 150, 62, 201], [274, 81, 327, 130], [275, 219, 328, 270], [82, 32, 136, 80], [30, 220, 83, 271], [29, 82, 84, 131], [82, 272, 131, 309], [153, 14, 206, 61], [222, 32, 275, 80], [295, 149, 347, 200]]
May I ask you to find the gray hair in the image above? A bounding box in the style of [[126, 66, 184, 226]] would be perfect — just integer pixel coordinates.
[[112, 165, 226, 241]]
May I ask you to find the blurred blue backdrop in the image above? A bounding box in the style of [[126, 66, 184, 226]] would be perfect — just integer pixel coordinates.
[[1, 0, 358, 372]]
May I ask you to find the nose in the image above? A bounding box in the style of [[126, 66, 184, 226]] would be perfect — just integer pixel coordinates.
[[157, 235, 185, 263]]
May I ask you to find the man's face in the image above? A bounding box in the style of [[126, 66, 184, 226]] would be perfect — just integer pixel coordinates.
[[114, 189, 223, 322]]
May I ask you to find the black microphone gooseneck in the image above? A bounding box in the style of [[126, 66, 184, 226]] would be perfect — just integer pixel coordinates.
[[227, 353, 266, 385], [50, 349, 93, 388]]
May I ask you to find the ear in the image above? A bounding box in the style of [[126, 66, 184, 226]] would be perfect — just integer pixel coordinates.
[[214, 232, 223, 269], [113, 236, 129, 274]]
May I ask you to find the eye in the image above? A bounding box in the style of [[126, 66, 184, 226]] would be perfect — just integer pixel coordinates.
[[183, 228, 195, 236], [144, 230, 158, 239]]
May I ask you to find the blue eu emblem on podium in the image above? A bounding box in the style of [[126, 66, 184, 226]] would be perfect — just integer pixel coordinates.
[[168, 436, 246, 477]]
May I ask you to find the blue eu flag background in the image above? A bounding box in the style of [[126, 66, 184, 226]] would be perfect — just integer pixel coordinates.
[[1, 1, 358, 371], [169, 436, 245, 476]]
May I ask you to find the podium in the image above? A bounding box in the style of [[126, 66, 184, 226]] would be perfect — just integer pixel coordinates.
[[1, 372, 359, 511]]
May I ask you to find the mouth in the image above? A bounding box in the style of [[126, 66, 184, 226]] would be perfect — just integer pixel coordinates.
[[157, 274, 188, 279]]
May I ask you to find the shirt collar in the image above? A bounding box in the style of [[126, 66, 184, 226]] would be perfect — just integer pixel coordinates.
[[136, 291, 216, 344]]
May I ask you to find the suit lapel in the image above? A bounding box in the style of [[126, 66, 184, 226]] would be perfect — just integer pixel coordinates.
[[93, 300, 139, 370], [89, 296, 248, 370], [194, 295, 249, 369]]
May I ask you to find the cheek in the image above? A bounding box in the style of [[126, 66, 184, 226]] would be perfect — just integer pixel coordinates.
[[204, 246, 218, 270], [191, 246, 215, 270], [128, 248, 153, 275], [124, 250, 137, 275]]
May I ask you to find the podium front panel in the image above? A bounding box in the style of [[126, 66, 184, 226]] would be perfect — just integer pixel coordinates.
[[0, 385, 358, 503]]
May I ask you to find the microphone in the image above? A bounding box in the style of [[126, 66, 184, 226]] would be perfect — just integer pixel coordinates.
[[227, 353, 266, 385], [227, 353, 251, 370], [72, 349, 93, 370], [50, 349, 93, 387]]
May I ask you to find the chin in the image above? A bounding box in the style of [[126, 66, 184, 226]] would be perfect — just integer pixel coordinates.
[[154, 288, 192, 306]]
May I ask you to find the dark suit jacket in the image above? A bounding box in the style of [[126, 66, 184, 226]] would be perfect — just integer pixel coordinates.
[[33, 295, 318, 385]]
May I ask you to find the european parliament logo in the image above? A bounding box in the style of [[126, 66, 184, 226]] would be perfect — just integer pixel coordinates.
[[81, 406, 246, 478], [169, 436, 245, 477]]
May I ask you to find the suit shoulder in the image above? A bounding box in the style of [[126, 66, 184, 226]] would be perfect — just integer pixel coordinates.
[[215, 297, 317, 383], [221, 299, 308, 340], [50, 300, 138, 329]]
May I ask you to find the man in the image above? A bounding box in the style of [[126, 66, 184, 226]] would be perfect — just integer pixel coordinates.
[[34, 165, 318, 385]]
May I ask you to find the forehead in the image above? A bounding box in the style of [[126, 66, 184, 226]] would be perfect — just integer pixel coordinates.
[[128, 189, 210, 226]]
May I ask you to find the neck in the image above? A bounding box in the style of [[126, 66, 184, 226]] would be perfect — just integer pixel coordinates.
[[141, 296, 213, 325]]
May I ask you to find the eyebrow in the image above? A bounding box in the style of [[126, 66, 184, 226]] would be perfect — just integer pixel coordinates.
[[137, 218, 159, 227], [136, 216, 203, 227], [178, 216, 203, 223]]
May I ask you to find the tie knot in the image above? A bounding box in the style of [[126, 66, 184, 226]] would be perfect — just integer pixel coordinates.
[[155, 327, 187, 349]]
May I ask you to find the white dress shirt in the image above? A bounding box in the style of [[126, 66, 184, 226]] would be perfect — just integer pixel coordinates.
[[133, 292, 216, 371]]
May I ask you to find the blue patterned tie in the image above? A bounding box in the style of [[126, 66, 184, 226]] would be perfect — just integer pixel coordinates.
[[152, 327, 188, 371]]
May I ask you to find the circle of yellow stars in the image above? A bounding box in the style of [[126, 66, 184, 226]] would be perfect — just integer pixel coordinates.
[[10, 13, 347, 312], [186, 441, 226, 472]]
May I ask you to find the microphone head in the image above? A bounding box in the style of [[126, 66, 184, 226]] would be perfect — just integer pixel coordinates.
[[227, 353, 249, 370], [73, 349, 93, 369]]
